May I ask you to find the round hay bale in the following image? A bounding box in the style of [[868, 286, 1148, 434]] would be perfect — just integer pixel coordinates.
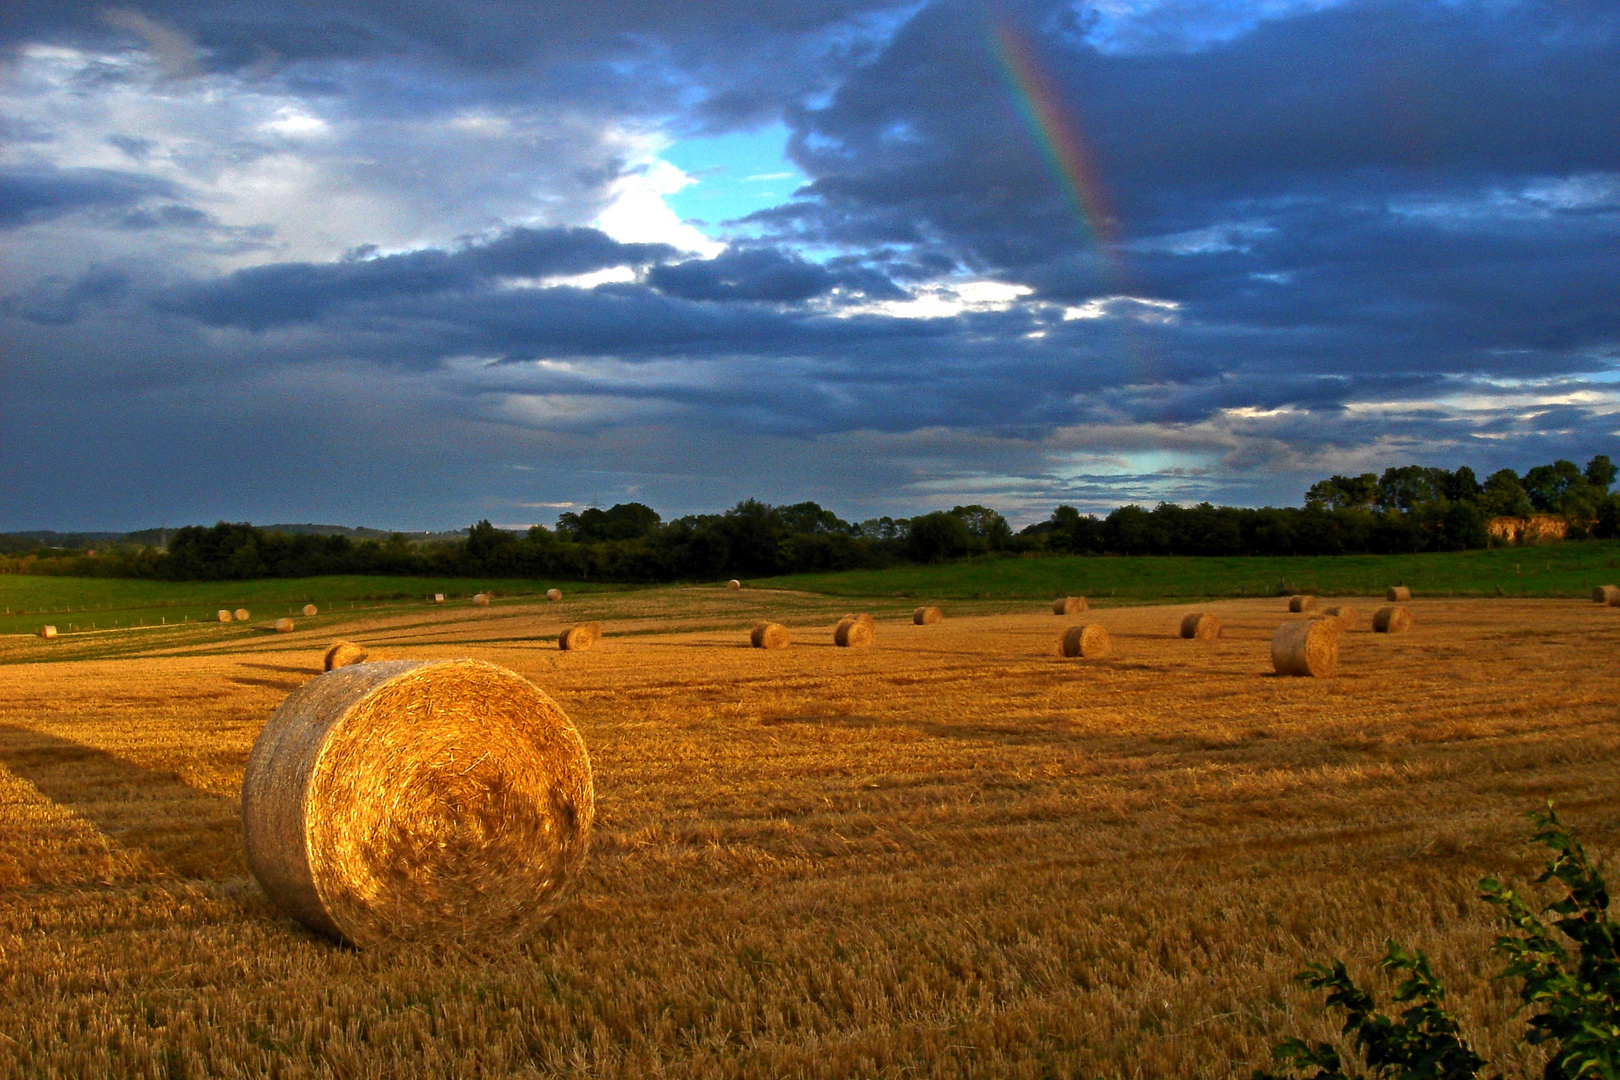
[[834, 614, 875, 647], [750, 622, 790, 649], [558, 622, 601, 651], [234, 608, 251, 622], [913, 605, 943, 625], [1057, 623, 1110, 658], [1179, 612, 1221, 640], [1373, 605, 1413, 633], [727, 579, 741, 591], [1320, 605, 1360, 631], [38, 625, 57, 639], [218, 609, 233, 623], [324, 641, 370, 671], [241, 659, 593, 947], [1271, 619, 1338, 677], [432, 594, 445, 604], [1053, 596, 1089, 615], [546, 589, 562, 602], [1387, 586, 1412, 602], [302, 604, 318, 617], [274, 617, 295, 633], [1287, 595, 1316, 613], [1593, 585, 1620, 605], [472, 593, 490, 607]]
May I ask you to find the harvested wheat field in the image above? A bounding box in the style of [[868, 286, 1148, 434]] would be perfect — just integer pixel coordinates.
[[0, 589, 1617, 1078]]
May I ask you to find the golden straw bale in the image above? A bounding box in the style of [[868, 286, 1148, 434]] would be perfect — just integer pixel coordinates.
[[1320, 605, 1360, 631], [241, 659, 593, 947], [38, 625, 57, 639], [1053, 596, 1089, 615], [1179, 612, 1221, 640], [1287, 595, 1316, 613], [546, 589, 562, 602], [750, 622, 790, 649], [1387, 586, 1412, 602], [727, 579, 741, 591], [324, 641, 370, 671], [1593, 585, 1620, 605], [302, 604, 318, 617], [1057, 623, 1111, 658], [432, 594, 445, 604], [1272, 619, 1339, 677], [1373, 605, 1413, 633], [559, 623, 602, 651], [234, 608, 251, 621], [913, 606, 943, 625], [274, 618, 295, 633], [834, 614, 876, 647], [218, 609, 233, 623], [472, 593, 490, 607]]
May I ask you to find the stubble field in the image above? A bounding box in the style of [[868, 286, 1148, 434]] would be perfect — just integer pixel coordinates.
[[0, 587, 1616, 1078]]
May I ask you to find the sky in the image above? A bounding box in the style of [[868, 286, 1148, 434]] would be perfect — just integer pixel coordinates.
[[1, 0, 1616, 531]]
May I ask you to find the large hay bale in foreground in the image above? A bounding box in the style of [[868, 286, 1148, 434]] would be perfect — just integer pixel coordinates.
[[1179, 612, 1221, 640], [218, 609, 233, 623], [913, 605, 943, 625], [546, 589, 562, 602], [235, 608, 251, 621], [834, 614, 875, 647], [1373, 605, 1413, 633], [727, 579, 741, 591], [324, 641, 369, 671], [1057, 624, 1110, 658], [302, 604, 318, 617], [1287, 595, 1316, 613], [1320, 605, 1360, 631], [274, 618, 295, 633], [1387, 586, 1412, 602], [1272, 619, 1338, 677], [750, 622, 790, 649], [472, 593, 490, 607], [1053, 596, 1089, 616], [559, 623, 601, 651], [241, 659, 593, 947], [1593, 585, 1620, 605], [432, 594, 445, 604], [38, 625, 56, 639]]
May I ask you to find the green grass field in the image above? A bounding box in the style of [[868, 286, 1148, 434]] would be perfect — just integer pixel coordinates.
[[0, 575, 626, 638], [755, 540, 1620, 601]]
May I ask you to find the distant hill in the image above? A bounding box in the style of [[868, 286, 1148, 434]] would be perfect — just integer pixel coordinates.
[[0, 523, 469, 553]]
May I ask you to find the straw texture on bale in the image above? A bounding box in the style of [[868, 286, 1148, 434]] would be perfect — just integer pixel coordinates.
[[727, 579, 741, 591], [472, 593, 490, 607], [1593, 585, 1620, 605], [1373, 605, 1413, 633], [1053, 596, 1089, 615], [1318, 605, 1360, 631], [1057, 624, 1110, 658], [558, 623, 601, 651], [302, 604, 318, 617], [218, 610, 232, 623], [234, 608, 250, 621], [38, 625, 56, 639], [432, 594, 445, 604], [274, 618, 295, 633], [1387, 586, 1412, 602], [913, 606, 943, 625], [241, 659, 593, 947], [546, 589, 562, 602], [1287, 595, 1316, 613], [324, 641, 369, 671], [1272, 619, 1338, 677], [834, 614, 876, 647], [750, 622, 790, 649], [1179, 612, 1221, 640]]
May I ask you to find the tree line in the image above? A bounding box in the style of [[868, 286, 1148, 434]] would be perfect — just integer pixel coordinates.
[[3, 455, 1614, 582]]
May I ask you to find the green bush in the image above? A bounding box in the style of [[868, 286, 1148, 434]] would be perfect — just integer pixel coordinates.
[[1255, 805, 1619, 1080]]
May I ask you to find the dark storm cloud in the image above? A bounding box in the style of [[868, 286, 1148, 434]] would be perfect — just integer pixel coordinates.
[[645, 246, 903, 302], [0, 166, 181, 228]]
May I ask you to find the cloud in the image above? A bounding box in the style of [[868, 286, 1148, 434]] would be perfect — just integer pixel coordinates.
[[0, 165, 180, 227]]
